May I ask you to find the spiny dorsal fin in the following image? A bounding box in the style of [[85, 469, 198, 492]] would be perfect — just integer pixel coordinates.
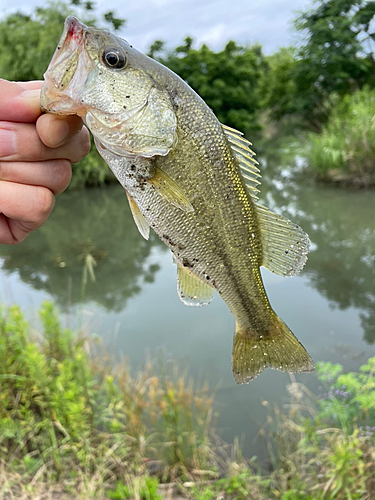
[[222, 125, 309, 277], [177, 261, 215, 306], [256, 204, 310, 277], [149, 167, 194, 212], [222, 124, 261, 202], [126, 191, 150, 240]]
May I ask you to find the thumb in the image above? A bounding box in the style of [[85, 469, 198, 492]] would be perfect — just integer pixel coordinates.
[[0, 79, 43, 123]]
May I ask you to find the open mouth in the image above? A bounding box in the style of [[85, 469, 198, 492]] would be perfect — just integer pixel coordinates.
[[40, 17, 90, 114], [47, 17, 86, 91]]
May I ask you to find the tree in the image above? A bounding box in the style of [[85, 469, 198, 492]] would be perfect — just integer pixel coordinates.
[[0, 1, 125, 81], [262, 47, 299, 123], [292, 0, 375, 130], [154, 38, 268, 133]]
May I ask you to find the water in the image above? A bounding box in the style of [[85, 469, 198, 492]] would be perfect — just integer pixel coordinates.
[[0, 139, 374, 459]]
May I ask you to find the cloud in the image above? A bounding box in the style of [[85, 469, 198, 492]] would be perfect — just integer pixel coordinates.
[[0, 0, 313, 54]]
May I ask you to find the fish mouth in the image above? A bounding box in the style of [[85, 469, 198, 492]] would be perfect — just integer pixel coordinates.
[[41, 17, 89, 115]]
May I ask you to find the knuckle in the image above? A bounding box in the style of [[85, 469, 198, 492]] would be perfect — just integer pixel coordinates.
[[74, 128, 91, 162], [53, 160, 72, 193], [32, 186, 55, 223]]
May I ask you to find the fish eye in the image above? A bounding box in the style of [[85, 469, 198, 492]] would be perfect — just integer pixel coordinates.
[[102, 48, 126, 69]]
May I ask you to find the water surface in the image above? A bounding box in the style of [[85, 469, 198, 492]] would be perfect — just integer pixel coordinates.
[[1, 140, 374, 458]]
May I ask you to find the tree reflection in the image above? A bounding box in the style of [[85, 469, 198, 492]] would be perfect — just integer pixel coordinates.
[[258, 136, 375, 343], [0, 186, 165, 312], [0, 139, 374, 341]]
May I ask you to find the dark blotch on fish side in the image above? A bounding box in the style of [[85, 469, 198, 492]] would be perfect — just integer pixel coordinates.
[[136, 175, 147, 191], [182, 258, 193, 268], [163, 234, 176, 247]]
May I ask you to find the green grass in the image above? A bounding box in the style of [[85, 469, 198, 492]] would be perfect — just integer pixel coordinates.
[[0, 302, 218, 497], [308, 87, 375, 186], [1, 302, 375, 499]]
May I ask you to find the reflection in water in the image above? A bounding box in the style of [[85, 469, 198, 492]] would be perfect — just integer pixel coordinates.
[[258, 139, 375, 344], [0, 187, 165, 312], [0, 138, 374, 343]]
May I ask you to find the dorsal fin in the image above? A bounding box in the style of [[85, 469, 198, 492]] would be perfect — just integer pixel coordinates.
[[177, 261, 215, 306], [256, 204, 310, 277], [222, 124, 261, 202], [222, 124, 310, 277]]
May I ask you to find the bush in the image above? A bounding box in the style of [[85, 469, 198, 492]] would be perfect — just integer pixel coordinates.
[[2, 301, 375, 499], [308, 87, 375, 185], [0, 302, 218, 496]]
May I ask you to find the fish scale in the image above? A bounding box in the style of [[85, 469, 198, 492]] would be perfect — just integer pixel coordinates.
[[40, 16, 314, 383]]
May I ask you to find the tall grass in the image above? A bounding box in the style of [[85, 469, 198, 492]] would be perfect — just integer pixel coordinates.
[[308, 87, 375, 186], [0, 302, 219, 497], [1, 302, 375, 499]]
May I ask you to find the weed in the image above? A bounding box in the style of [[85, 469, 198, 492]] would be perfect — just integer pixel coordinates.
[[2, 302, 375, 499], [308, 86, 375, 186]]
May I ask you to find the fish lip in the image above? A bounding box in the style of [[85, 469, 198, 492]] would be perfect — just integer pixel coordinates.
[[41, 17, 92, 116], [64, 16, 86, 45], [47, 17, 85, 73]]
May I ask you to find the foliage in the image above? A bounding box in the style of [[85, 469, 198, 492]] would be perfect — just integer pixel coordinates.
[[308, 86, 375, 184], [262, 48, 299, 124], [190, 469, 270, 500], [262, 358, 375, 500], [1, 301, 375, 498], [0, 1, 124, 82], [290, 0, 375, 130], [315, 358, 375, 433], [156, 39, 268, 133], [108, 477, 162, 500], [0, 302, 219, 495]]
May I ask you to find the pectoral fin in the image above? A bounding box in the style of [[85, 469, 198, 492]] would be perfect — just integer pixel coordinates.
[[177, 261, 215, 306], [126, 191, 150, 240], [149, 167, 194, 212]]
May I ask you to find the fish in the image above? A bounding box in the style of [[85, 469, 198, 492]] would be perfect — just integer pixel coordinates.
[[40, 16, 314, 383]]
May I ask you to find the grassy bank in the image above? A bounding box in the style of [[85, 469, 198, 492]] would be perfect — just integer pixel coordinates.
[[308, 87, 375, 188], [0, 303, 375, 499]]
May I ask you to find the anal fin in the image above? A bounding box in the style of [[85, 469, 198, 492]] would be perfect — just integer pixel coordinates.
[[126, 191, 150, 240], [149, 167, 193, 212], [177, 261, 215, 306]]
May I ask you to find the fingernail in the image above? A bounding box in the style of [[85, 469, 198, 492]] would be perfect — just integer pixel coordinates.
[[0, 129, 16, 157], [21, 89, 41, 100], [48, 119, 70, 147]]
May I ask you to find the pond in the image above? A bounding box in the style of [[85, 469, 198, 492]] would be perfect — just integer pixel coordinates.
[[1, 138, 374, 460]]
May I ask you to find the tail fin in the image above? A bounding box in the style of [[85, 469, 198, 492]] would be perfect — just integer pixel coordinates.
[[232, 317, 314, 384]]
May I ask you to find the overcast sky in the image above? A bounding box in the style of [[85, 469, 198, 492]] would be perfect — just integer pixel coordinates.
[[0, 0, 313, 54]]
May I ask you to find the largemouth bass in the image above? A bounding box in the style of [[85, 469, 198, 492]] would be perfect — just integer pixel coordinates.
[[41, 17, 314, 383]]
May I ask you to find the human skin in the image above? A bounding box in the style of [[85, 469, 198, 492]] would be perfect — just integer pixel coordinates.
[[0, 79, 91, 245]]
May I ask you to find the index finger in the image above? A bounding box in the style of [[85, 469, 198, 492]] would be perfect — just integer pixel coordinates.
[[19, 81, 44, 90], [0, 79, 42, 123]]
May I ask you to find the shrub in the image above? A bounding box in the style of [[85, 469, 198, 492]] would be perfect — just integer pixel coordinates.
[[308, 87, 375, 185]]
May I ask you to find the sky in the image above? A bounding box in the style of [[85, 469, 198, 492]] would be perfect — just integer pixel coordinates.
[[0, 0, 313, 54]]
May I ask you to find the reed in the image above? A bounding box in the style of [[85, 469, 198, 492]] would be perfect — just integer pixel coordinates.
[[308, 87, 375, 187]]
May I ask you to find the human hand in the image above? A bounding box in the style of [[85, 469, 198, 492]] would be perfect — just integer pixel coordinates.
[[0, 79, 91, 245]]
